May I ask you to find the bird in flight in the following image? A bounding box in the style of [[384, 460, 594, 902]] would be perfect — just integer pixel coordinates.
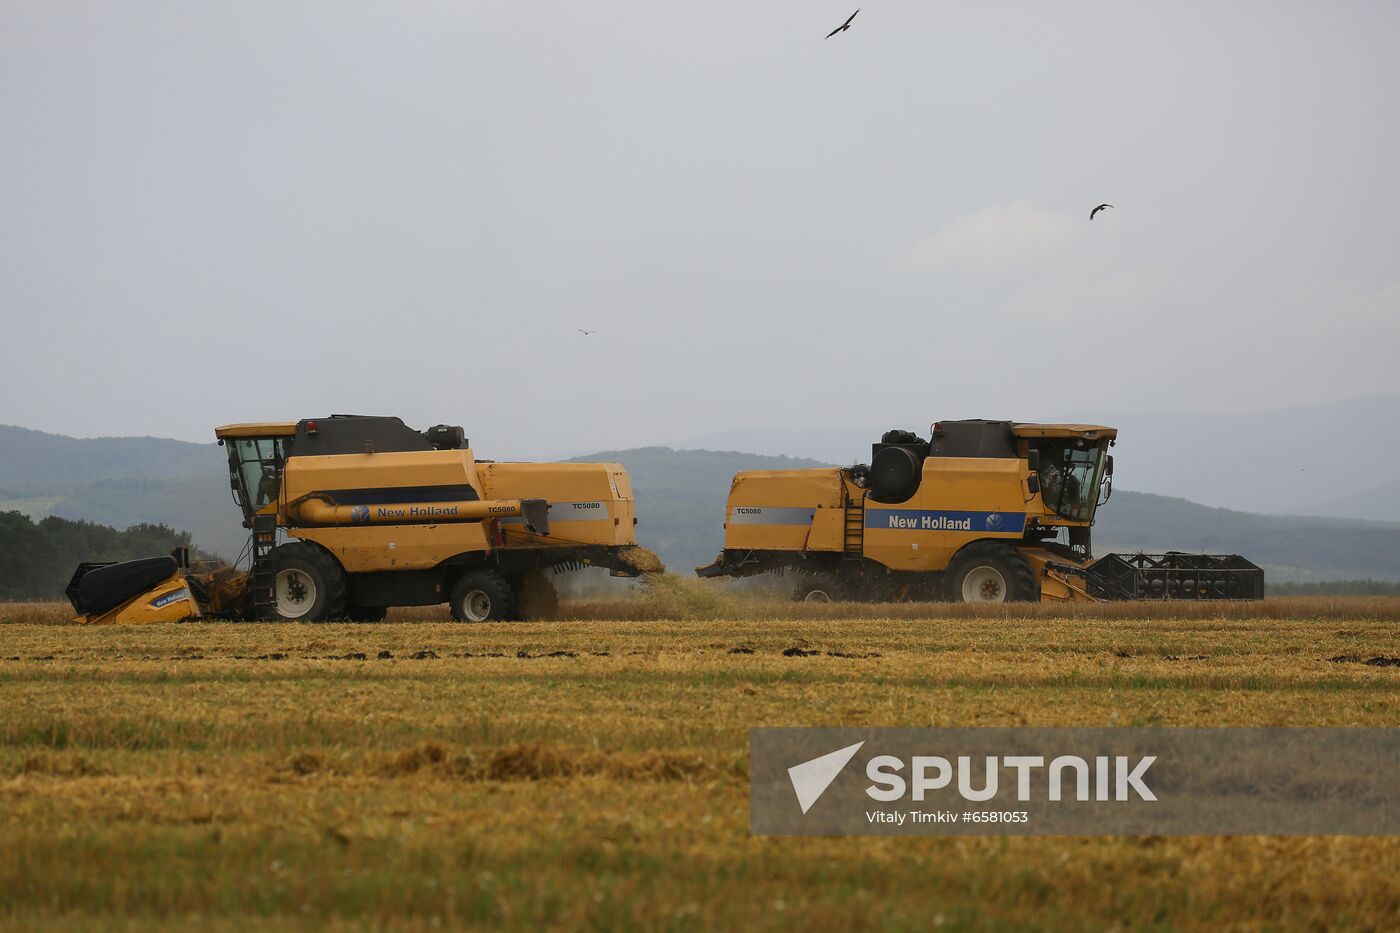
[[826, 9, 859, 39], [578, 329, 597, 336], [1090, 203, 1113, 220]]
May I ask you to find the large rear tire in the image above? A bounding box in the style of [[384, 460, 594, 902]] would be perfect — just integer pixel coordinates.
[[273, 543, 348, 621], [449, 569, 518, 622], [944, 542, 1038, 604]]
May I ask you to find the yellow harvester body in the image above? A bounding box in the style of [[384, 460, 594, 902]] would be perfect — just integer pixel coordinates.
[[700, 419, 1264, 603], [201, 415, 662, 621], [698, 420, 1118, 603]]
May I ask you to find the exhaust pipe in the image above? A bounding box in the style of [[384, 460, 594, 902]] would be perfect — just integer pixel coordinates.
[[290, 495, 550, 536]]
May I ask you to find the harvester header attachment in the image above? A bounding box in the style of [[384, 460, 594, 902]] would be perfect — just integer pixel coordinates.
[[1081, 552, 1265, 601]]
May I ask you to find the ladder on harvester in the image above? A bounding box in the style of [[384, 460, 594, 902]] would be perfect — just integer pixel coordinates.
[[842, 491, 865, 560], [250, 513, 278, 619]]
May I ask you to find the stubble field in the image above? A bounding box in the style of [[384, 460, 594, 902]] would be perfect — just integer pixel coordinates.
[[2, 591, 1399, 930]]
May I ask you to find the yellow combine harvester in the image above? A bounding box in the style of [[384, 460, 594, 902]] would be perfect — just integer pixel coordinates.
[[696, 420, 1263, 603], [67, 415, 662, 623]]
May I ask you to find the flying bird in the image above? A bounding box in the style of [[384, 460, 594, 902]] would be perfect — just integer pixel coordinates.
[[826, 9, 859, 39], [1090, 203, 1113, 220], [578, 329, 597, 336]]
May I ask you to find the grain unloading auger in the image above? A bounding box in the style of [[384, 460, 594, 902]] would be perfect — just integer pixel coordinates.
[[66, 415, 664, 623], [695, 420, 1264, 604]]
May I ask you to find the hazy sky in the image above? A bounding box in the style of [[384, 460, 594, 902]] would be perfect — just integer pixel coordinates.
[[2, 1, 1397, 456]]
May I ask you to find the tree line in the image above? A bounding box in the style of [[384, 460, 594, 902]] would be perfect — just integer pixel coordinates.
[[0, 511, 193, 601]]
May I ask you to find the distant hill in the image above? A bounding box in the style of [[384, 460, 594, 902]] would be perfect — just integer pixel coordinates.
[[1, 425, 1397, 583], [0, 424, 223, 486], [674, 395, 1400, 520], [40, 474, 246, 562], [0, 424, 244, 559], [671, 427, 875, 467], [1058, 395, 1400, 518], [1093, 491, 1400, 583], [1293, 478, 1400, 524]]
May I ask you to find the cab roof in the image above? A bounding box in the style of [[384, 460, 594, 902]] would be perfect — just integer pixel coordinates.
[[1011, 423, 1118, 441], [214, 422, 299, 439]]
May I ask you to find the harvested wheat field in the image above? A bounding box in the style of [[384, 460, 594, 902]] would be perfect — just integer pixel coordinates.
[[2, 591, 1400, 930]]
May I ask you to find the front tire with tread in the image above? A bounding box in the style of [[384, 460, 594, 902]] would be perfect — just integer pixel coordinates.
[[450, 569, 518, 622], [944, 542, 1038, 603], [272, 542, 348, 622]]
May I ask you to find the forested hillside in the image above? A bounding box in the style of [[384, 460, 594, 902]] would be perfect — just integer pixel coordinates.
[[0, 512, 194, 600]]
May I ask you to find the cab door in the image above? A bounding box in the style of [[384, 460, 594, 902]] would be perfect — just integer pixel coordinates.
[[225, 436, 292, 527]]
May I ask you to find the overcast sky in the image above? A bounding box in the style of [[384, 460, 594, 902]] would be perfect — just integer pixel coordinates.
[[1, 1, 1396, 456]]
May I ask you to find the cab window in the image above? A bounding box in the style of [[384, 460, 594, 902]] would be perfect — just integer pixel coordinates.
[[228, 437, 289, 517]]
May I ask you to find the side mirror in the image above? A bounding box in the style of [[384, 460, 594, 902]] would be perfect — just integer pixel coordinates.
[[1105, 455, 1114, 476], [1026, 450, 1040, 473]]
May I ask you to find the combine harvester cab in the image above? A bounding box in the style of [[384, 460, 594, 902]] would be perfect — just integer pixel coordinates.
[[696, 420, 1263, 604]]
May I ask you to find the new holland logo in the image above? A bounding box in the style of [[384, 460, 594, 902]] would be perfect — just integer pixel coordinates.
[[985, 513, 1003, 530], [150, 588, 190, 609], [351, 505, 371, 523]]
